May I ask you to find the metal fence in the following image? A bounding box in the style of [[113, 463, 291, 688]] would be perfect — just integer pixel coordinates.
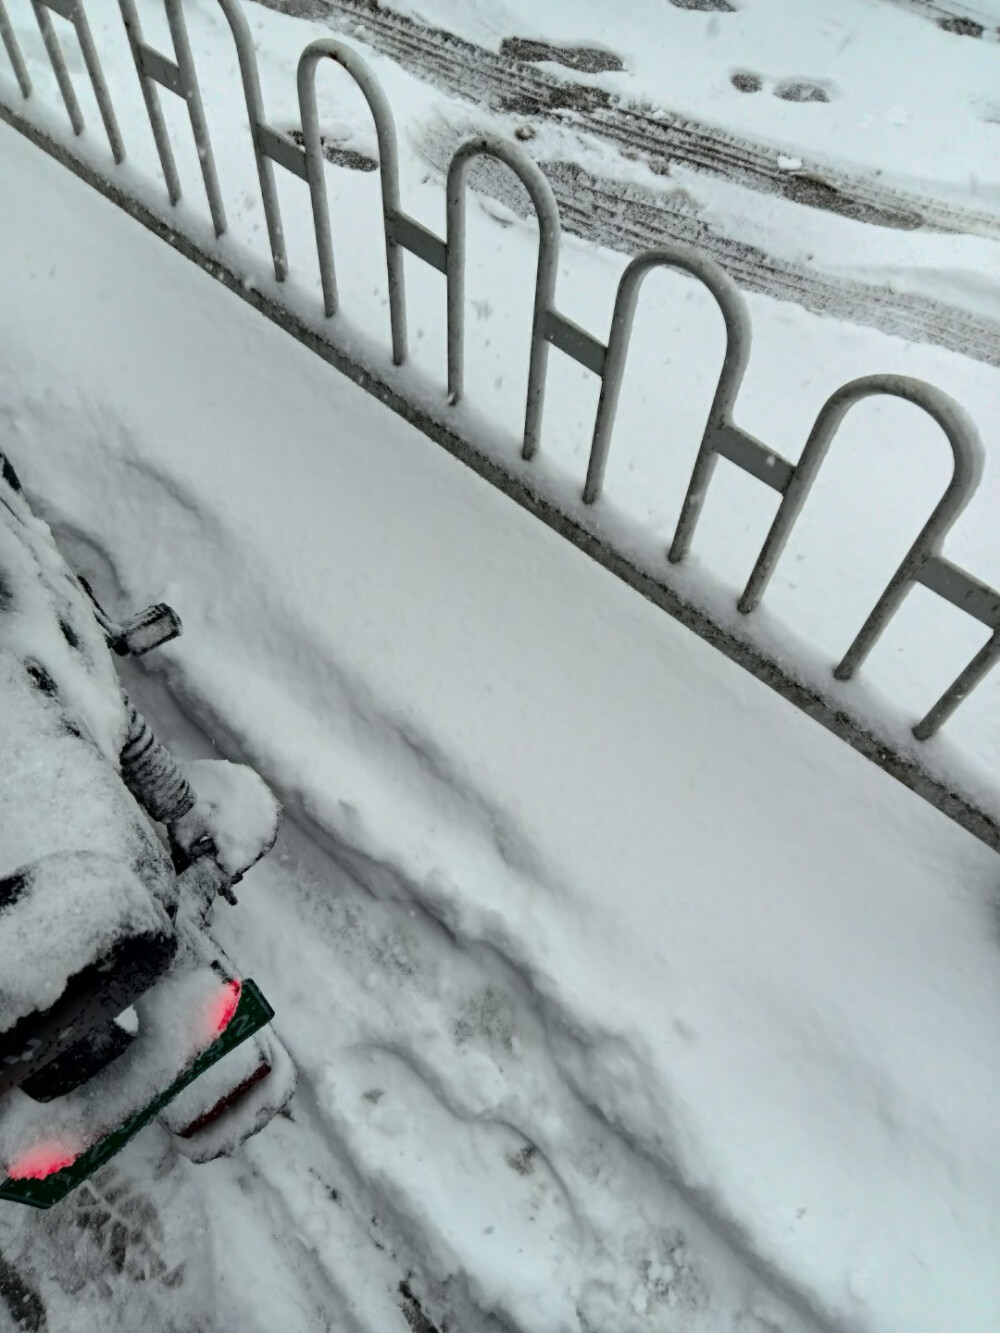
[[2, 0, 1000, 849]]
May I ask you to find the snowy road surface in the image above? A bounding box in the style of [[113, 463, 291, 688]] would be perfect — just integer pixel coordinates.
[[3, 1, 1000, 1330], [259, 0, 1000, 365]]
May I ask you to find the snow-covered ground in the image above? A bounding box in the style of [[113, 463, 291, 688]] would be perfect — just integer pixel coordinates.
[[2, 2, 1000, 1331]]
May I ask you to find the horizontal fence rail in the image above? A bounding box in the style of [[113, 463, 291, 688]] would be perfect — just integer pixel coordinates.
[[1, 0, 999, 849]]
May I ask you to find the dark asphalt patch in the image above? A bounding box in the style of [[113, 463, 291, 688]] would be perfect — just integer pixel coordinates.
[[500, 36, 624, 74], [773, 79, 832, 103], [939, 15, 985, 36], [730, 71, 763, 93], [287, 128, 377, 171]]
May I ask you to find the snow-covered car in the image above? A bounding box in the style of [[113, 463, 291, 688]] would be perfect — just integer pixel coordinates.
[[0, 447, 295, 1208]]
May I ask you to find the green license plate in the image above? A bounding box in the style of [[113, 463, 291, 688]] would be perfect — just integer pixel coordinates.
[[0, 978, 274, 1209]]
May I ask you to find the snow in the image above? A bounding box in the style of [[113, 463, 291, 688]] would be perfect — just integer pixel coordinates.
[[0, 465, 126, 765], [160, 1022, 291, 1146], [2, 2, 1000, 1331], [5, 0, 1000, 789], [384, 0, 1000, 197], [0, 847, 167, 1029], [174, 759, 281, 878]]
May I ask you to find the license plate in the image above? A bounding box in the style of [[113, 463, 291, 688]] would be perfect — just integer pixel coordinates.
[[0, 979, 274, 1209]]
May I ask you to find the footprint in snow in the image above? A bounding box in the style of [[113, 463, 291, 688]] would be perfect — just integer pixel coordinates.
[[285, 129, 377, 172], [669, 0, 737, 10], [730, 70, 763, 93], [500, 36, 624, 75], [730, 71, 836, 103], [773, 78, 834, 104], [938, 16, 985, 38]]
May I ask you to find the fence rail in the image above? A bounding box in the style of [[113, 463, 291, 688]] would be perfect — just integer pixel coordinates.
[[2, 0, 999, 849]]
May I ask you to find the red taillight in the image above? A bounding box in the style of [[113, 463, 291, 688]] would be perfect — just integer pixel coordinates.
[[8, 1142, 79, 1180], [204, 979, 242, 1041]]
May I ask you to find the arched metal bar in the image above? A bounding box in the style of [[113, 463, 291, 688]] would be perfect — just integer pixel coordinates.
[[215, 0, 288, 280], [663, 257, 759, 563], [739, 376, 985, 679], [30, 0, 124, 162], [584, 246, 757, 510], [446, 134, 561, 460], [297, 39, 407, 361], [0, 1, 32, 99]]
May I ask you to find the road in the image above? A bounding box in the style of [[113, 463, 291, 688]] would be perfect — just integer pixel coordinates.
[[257, 0, 1000, 367]]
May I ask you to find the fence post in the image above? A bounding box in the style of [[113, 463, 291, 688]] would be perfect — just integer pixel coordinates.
[[215, 0, 288, 280], [738, 376, 983, 641], [30, 0, 124, 161], [0, 1, 31, 99], [117, 0, 180, 207], [584, 246, 754, 513], [446, 134, 561, 459], [297, 39, 407, 361]]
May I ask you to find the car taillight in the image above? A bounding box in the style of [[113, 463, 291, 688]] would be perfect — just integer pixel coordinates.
[[8, 1141, 79, 1180], [203, 979, 242, 1042]]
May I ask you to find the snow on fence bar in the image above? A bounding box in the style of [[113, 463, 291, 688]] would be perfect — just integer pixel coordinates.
[[2, 0, 1000, 849]]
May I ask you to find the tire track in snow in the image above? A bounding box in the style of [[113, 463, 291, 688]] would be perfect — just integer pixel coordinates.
[[119, 639, 827, 1333], [238, 810, 832, 1333], [0, 1249, 46, 1332], [415, 112, 1000, 369], [255, 0, 1000, 367], [879, 0, 1000, 39], [260, 0, 1000, 238], [109, 655, 453, 1333]]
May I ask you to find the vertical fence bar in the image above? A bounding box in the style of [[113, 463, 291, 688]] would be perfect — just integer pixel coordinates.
[[215, 0, 287, 279], [163, 0, 226, 234], [32, 0, 124, 162], [0, 0, 32, 99], [296, 44, 338, 318], [63, 0, 123, 163], [446, 134, 560, 458], [297, 38, 407, 361], [30, 1, 83, 135], [117, 0, 181, 206], [666, 300, 758, 563], [915, 629, 1000, 740]]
